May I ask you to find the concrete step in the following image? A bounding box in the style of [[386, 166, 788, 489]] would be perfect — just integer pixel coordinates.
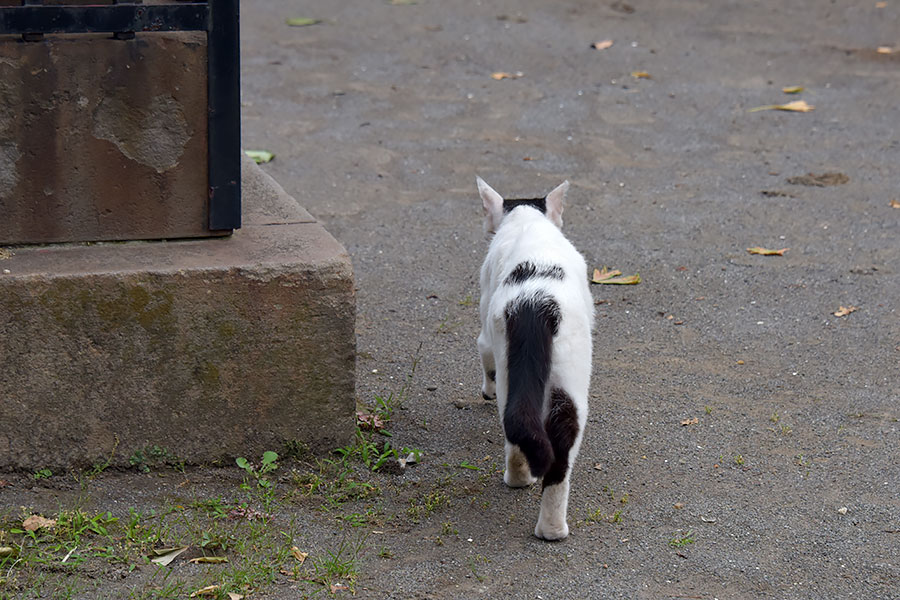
[[0, 157, 355, 470]]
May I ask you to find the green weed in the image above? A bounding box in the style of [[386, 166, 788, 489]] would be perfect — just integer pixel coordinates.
[[669, 530, 696, 548]]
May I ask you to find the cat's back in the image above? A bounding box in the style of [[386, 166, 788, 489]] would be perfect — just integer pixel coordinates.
[[486, 209, 587, 287], [482, 209, 592, 329]]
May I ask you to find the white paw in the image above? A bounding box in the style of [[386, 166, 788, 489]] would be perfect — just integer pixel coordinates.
[[503, 469, 537, 488], [481, 380, 496, 400], [534, 520, 569, 541]]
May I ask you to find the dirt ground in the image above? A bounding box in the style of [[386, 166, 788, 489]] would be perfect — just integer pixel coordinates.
[[3, 0, 900, 598]]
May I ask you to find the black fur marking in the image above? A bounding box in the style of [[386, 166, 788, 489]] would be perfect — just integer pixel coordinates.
[[487, 370, 496, 382], [504, 261, 565, 286], [503, 197, 546, 214], [503, 293, 561, 478], [542, 388, 580, 489]]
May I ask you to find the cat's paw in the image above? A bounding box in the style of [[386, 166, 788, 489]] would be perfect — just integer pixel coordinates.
[[503, 468, 537, 488], [534, 520, 569, 541], [481, 383, 496, 400]]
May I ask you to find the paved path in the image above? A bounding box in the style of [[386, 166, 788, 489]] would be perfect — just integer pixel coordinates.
[[242, 1, 899, 597]]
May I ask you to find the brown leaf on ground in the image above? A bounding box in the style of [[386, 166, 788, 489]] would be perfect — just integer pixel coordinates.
[[591, 267, 640, 285], [291, 547, 309, 564], [631, 71, 651, 79], [781, 86, 804, 94], [330, 583, 350, 593], [680, 418, 699, 426], [591, 267, 622, 282], [876, 46, 894, 54], [602, 273, 641, 285], [786, 172, 849, 186], [23, 515, 56, 532], [190, 585, 221, 598], [591, 40, 614, 50], [491, 71, 524, 80], [188, 556, 228, 564], [833, 305, 859, 317], [356, 411, 385, 431], [748, 100, 814, 113], [747, 247, 789, 256], [891, 199, 900, 209]]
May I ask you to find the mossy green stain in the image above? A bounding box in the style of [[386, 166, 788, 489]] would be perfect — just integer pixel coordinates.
[[126, 286, 174, 332]]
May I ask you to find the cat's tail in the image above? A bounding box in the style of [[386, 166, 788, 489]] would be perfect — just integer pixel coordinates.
[[503, 293, 560, 478]]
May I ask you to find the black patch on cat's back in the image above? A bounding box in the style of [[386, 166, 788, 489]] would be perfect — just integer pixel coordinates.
[[505, 294, 560, 337], [503, 198, 546, 214], [505, 261, 565, 286]]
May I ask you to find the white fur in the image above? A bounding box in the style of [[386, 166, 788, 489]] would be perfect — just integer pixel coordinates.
[[476, 177, 594, 541]]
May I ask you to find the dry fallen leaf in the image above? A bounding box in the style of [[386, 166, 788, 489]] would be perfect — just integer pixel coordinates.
[[190, 585, 221, 598], [602, 273, 641, 285], [244, 150, 274, 164], [356, 411, 385, 431], [631, 71, 651, 79], [748, 100, 814, 113], [876, 46, 894, 54], [747, 247, 789, 256], [22, 515, 56, 532], [890, 199, 900, 209], [149, 546, 189, 566], [591, 39, 614, 50], [228, 594, 244, 600], [781, 85, 804, 94], [833, 305, 858, 317], [291, 546, 309, 564], [491, 71, 524, 80], [673, 502, 685, 509], [876, 1, 888, 7], [680, 418, 699, 426], [188, 556, 228, 564], [592, 267, 641, 285], [285, 17, 320, 27], [330, 583, 350, 593], [0, 547, 14, 558], [591, 267, 622, 282]]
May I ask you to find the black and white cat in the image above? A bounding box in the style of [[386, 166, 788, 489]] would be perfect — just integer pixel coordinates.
[[476, 176, 594, 541]]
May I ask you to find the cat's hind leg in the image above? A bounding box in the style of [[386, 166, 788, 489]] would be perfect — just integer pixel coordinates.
[[477, 330, 496, 400], [534, 388, 583, 541], [503, 441, 537, 488]]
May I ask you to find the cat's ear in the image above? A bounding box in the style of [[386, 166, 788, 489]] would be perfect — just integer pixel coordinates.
[[545, 180, 569, 228], [477, 176, 504, 234]]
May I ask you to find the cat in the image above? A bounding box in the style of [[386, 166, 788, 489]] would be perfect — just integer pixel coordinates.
[[476, 176, 594, 541]]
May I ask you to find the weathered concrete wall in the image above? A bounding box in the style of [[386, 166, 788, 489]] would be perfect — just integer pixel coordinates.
[[0, 158, 356, 469], [0, 32, 214, 244]]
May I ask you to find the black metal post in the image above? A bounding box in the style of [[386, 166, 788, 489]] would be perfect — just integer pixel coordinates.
[[206, 0, 241, 231]]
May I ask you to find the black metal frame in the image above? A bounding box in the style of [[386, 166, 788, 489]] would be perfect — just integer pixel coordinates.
[[0, 0, 241, 232]]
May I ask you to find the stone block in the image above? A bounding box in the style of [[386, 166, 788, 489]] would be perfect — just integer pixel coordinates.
[[0, 32, 216, 244], [0, 157, 356, 469]]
